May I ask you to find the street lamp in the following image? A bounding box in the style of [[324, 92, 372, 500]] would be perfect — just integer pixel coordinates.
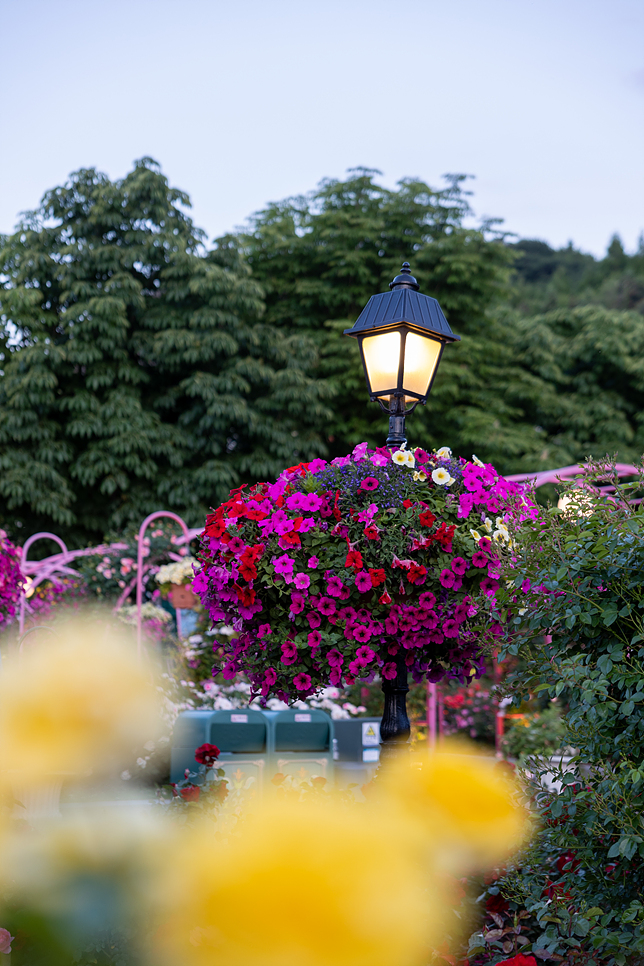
[[344, 262, 460, 448], [345, 262, 460, 760]]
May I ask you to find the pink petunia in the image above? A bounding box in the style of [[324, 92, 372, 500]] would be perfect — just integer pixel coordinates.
[[293, 672, 312, 691], [355, 645, 376, 665], [359, 477, 379, 491], [257, 623, 272, 638], [308, 630, 321, 648], [451, 556, 468, 576], [439, 569, 455, 589], [442, 619, 459, 638], [354, 571, 372, 593], [478, 536, 492, 551], [307, 611, 322, 629], [472, 551, 488, 568], [227, 536, 246, 554], [317, 596, 336, 616], [382, 662, 397, 680], [307, 555, 320, 569], [327, 648, 344, 667], [419, 591, 436, 609], [290, 593, 306, 615], [353, 624, 372, 643], [414, 448, 430, 465], [329, 667, 343, 686], [273, 554, 295, 580], [294, 572, 311, 590], [0, 929, 15, 955], [326, 575, 344, 597], [281, 642, 298, 665]]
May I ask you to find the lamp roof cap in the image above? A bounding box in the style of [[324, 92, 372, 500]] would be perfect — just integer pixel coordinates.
[[390, 262, 419, 291]]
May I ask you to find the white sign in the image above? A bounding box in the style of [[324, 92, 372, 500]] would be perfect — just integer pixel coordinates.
[[230, 713, 248, 723], [363, 748, 380, 763], [362, 722, 380, 746], [294, 713, 312, 722]]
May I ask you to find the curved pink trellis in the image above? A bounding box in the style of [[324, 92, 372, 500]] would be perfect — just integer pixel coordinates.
[[19, 532, 129, 639], [505, 462, 641, 492]]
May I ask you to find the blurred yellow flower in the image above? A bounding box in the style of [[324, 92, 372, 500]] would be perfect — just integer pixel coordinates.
[[0, 618, 161, 787], [412, 470, 427, 482], [378, 748, 528, 872], [155, 799, 443, 966]]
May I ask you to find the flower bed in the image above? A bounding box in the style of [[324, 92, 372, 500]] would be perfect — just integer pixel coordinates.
[[195, 443, 531, 703]]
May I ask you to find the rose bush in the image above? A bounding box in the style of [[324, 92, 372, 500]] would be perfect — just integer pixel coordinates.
[[195, 443, 532, 702]]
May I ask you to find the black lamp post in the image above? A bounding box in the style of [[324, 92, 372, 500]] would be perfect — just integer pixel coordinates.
[[345, 263, 460, 760]]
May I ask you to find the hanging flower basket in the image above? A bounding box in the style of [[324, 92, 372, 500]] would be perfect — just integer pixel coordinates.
[[0, 530, 23, 626], [194, 444, 531, 703]]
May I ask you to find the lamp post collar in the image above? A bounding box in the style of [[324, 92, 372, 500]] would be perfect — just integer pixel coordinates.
[[389, 262, 420, 291]]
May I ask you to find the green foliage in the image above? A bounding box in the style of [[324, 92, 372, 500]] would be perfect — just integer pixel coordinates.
[[0, 159, 330, 546], [502, 702, 568, 764], [491, 461, 644, 963]]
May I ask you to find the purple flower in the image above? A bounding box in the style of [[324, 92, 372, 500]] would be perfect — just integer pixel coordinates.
[[354, 571, 372, 593], [338, 606, 357, 621], [326, 575, 344, 598], [355, 645, 376, 666], [294, 572, 311, 590], [419, 591, 436, 609], [317, 596, 336, 616], [293, 672, 312, 692], [472, 551, 488, 568], [439, 569, 455, 589], [382, 662, 397, 680], [308, 555, 319, 569], [227, 536, 246, 554], [443, 619, 459, 638], [308, 630, 321, 648], [281, 642, 298, 665], [327, 649, 344, 668], [451, 557, 468, 576], [353, 624, 372, 643], [329, 668, 343, 686], [307, 611, 322, 629]]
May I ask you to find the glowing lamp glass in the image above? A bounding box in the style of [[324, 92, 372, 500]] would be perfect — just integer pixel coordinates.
[[403, 331, 442, 398], [362, 331, 401, 395]]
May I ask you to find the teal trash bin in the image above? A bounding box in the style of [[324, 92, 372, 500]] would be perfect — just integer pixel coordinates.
[[208, 709, 269, 800], [268, 708, 334, 782], [170, 710, 216, 782]]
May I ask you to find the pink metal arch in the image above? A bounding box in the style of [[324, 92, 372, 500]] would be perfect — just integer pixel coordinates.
[[505, 462, 640, 491], [135, 511, 201, 657]]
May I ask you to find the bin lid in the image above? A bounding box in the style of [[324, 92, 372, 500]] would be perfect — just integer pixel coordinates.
[[209, 708, 267, 754], [273, 708, 331, 752]]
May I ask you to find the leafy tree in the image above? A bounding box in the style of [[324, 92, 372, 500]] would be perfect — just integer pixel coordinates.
[[219, 169, 547, 466], [0, 159, 330, 546]]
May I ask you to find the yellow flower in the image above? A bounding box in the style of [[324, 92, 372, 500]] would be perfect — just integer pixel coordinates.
[[412, 470, 427, 482], [469, 529, 482, 542], [435, 446, 452, 458], [483, 517, 494, 533], [378, 747, 528, 873], [0, 618, 161, 787], [155, 800, 442, 966], [431, 467, 455, 486], [391, 450, 408, 465], [493, 527, 509, 545]]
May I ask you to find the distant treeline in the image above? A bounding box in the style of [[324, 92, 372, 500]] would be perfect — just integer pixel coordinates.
[[1, 159, 643, 545]]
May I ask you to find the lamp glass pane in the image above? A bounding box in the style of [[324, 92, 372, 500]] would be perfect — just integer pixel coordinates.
[[402, 331, 442, 398], [361, 330, 401, 395]]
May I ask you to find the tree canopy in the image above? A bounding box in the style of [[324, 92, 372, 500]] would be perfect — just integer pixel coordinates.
[[0, 159, 329, 545]]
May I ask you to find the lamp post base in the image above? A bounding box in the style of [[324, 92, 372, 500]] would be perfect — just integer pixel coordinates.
[[379, 652, 410, 764], [386, 412, 406, 450]]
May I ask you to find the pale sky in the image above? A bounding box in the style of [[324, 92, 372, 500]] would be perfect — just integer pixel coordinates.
[[1, 0, 643, 257]]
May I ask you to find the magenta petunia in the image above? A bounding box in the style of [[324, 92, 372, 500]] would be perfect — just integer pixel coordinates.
[[326, 575, 344, 597], [442, 619, 459, 638], [307, 555, 320, 569], [281, 642, 298, 665], [289, 593, 306, 614], [472, 551, 488, 568], [227, 536, 246, 554], [355, 645, 376, 665], [419, 591, 436, 609], [382, 662, 397, 680], [439, 569, 455, 588], [293, 672, 312, 691], [353, 624, 372, 643], [294, 572, 311, 590], [307, 611, 322, 629], [327, 648, 344, 667], [354, 571, 372, 593], [451, 556, 468, 576], [359, 477, 379, 491], [308, 630, 321, 648], [478, 536, 492, 551], [273, 553, 295, 579], [257, 623, 272, 638], [317, 596, 336, 616]]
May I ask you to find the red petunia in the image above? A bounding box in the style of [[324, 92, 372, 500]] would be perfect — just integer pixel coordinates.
[[364, 524, 380, 541], [407, 563, 427, 585], [280, 531, 301, 547], [402, 499, 414, 509], [418, 510, 436, 527], [238, 561, 257, 581], [195, 742, 221, 766], [235, 585, 256, 607], [368, 568, 386, 587], [496, 955, 537, 966], [345, 549, 364, 570]]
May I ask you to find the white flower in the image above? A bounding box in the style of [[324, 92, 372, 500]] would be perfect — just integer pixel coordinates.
[[518, 607, 527, 616], [492, 529, 509, 545], [136, 757, 147, 769], [431, 467, 455, 486], [144, 740, 156, 752], [483, 517, 494, 533], [469, 528, 482, 542], [121, 770, 132, 781], [156, 556, 197, 586], [471, 454, 484, 467], [412, 470, 427, 482], [435, 446, 452, 458], [392, 450, 408, 465]]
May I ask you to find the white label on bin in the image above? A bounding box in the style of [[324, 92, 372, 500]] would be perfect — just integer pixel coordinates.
[[294, 713, 311, 722], [332, 738, 339, 761], [363, 748, 380, 763], [230, 714, 248, 723], [362, 722, 380, 746]]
